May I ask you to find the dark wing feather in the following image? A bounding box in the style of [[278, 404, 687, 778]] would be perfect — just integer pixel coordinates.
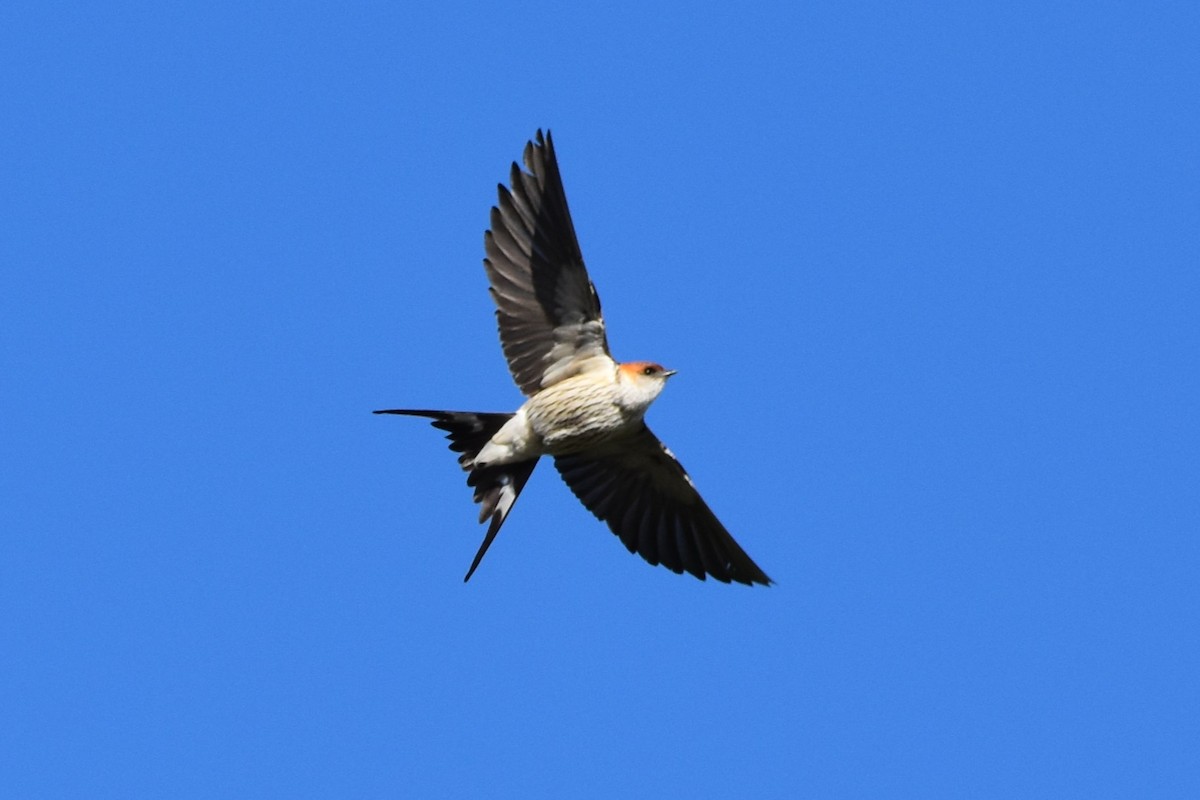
[[484, 130, 611, 396], [553, 425, 772, 586]]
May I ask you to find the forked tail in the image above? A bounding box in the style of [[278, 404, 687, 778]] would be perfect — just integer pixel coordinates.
[[373, 409, 539, 581]]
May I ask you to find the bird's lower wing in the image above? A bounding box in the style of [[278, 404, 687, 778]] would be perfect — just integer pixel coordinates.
[[552, 425, 772, 586]]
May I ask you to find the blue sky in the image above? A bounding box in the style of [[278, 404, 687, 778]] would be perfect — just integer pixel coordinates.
[[3, 2, 1197, 797]]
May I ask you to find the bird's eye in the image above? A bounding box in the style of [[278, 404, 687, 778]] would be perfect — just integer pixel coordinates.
[[643, 366, 657, 376]]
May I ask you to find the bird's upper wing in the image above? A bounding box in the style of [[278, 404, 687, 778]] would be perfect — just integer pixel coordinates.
[[553, 425, 772, 586], [484, 130, 612, 396]]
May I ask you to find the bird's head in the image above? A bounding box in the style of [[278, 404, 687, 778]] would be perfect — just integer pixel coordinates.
[[616, 361, 677, 411]]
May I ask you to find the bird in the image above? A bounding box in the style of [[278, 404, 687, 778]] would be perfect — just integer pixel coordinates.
[[376, 130, 771, 586]]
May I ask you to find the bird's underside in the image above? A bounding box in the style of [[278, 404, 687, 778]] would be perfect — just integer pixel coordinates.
[[375, 130, 772, 587]]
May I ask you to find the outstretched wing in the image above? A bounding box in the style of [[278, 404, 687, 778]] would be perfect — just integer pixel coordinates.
[[484, 130, 612, 396], [553, 425, 772, 586]]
